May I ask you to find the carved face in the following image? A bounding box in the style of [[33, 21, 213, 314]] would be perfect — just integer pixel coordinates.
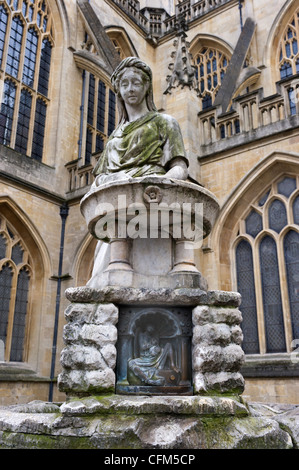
[[119, 68, 150, 107]]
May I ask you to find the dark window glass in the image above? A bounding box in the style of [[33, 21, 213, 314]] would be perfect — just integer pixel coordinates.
[[277, 176, 296, 198], [284, 230, 299, 340], [0, 234, 7, 259], [97, 80, 106, 132], [0, 5, 8, 66], [108, 89, 116, 136], [234, 119, 240, 134], [260, 236, 286, 352], [288, 87, 297, 115], [10, 269, 30, 361], [11, 243, 23, 265], [31, 98, 46, 161], [87, 74, 95, 126], [0, 264, 13, 348], [236, 240, 259, 354], [268, 199, 288, 233], [202, 94, 212, 110], [245, 210, 263, 238], [280, 61, 293, 79], [6, 16, 24, 78], [22, 27, 38, 88], [38, 38, 52, 96], [96, 133, 103, 153], [15, 88, 32, 155], [0, 79, 16, 146], [85, 127, 92, 164], [293, 195, 299, 224]]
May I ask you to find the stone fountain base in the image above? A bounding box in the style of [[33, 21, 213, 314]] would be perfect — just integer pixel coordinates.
[[0, 395, 297, 449]]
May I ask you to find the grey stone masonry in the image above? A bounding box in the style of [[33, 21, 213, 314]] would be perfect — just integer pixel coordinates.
[[192, 305, 245, 395], [57, 302, 118, 396], [60, 287, 245, 396]]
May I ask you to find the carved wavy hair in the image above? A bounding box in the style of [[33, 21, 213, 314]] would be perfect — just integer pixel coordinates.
[[111, 57, 158, 124]]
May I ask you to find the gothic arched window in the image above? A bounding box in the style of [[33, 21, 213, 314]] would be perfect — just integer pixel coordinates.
[[194, 46, 230, 111], [278, 9, 299, 79], [0, 0, 54, 161], [0, 214, 32, 362], [234, 175, 299, 355], [82, 71, 116, 165]]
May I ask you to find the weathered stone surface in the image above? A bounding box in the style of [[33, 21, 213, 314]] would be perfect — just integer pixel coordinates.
[[58, 302, 119, 396], [0, 397, 296, 449], [209, 307, 242, 325], [204, 371, 245, 394], [65, 286, 241, 307]]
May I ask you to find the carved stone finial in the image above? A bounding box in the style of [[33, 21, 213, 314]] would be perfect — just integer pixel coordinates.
[[164, 15, 199, 95]]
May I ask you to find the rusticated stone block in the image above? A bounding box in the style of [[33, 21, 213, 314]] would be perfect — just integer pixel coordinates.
[[58, 302, 119, 396], [192, 304, 245, 396]]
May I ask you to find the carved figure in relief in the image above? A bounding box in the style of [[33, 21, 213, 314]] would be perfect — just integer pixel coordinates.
[[127, 325, 180, 386]]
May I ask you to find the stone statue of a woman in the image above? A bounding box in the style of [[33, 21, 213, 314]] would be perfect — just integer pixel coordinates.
[[93, 56, 189, 184]]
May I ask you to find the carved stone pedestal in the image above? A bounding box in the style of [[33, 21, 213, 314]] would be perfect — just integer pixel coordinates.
[[57, 286, 245, 398]]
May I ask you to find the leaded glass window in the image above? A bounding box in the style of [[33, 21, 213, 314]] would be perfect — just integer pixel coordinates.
[[260, 236, 286, 353], [236, 240, 259, 354], [0, 1, 54, 160], [234, 175, 299, 355], [194, 46, 229, 111], [284, 230, 299, 340], [0, 79, 16, 146], [82, 71, 117, 165], [0, 215, 31, 362], [278, 8, 299, 79]]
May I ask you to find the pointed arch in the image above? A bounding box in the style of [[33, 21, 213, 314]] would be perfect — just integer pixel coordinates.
[[0, 195, 51, 363], [211, 152, 299, 354], [264, 0, 299, 85]]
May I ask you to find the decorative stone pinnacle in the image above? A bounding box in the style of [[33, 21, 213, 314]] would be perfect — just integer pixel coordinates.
[[164, 16, 199, 95]]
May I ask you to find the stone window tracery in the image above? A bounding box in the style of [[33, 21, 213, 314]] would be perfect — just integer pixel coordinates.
[[234, 175, 299, 355], [194, 46, 230, 110], [82, 71, 117, 165], [278, 9, 299, 79], [0, 214, 31, 362], [0, 0, 53, 161]]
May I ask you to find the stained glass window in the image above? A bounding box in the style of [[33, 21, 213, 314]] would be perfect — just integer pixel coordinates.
[[15, 88, 32, 155], [31, 98, 47, 161], [278, 176, 296, 197], [279, 8, 299, 79], [82, 71, 116, 165], [38, 38, 52, 97], [6, 16, 24, 79], [0, 5, 8, 66], [236, 240, 259, 354], [235, 175, 299, 355], [0, 216, 31, 362], [284, 230, 299, 340], [0, 264, 13, 349], [245, 210, 262, 238], [0, 1, 53, 159], [0, 79, 17, 146], [260, 236, 286, 353], [108, 89, 116, 136], [268, 199, 287, 233], [195, 47, 229, 110], [10, 269, 30, 362]]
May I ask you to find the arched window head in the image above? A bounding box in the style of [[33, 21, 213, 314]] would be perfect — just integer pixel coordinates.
[[278, 8, 299, 79], [0, 214, 32, 362], [0, 1, 54, 161], [234, 174, 299, 355], [194, 46, 230, 110]]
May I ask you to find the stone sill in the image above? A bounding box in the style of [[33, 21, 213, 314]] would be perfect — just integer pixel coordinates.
[[0, 362, 49, 382], [241, 353, 299, 378]]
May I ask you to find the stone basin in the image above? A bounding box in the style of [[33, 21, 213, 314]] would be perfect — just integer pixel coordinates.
[[80, 176, 220, 242]]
